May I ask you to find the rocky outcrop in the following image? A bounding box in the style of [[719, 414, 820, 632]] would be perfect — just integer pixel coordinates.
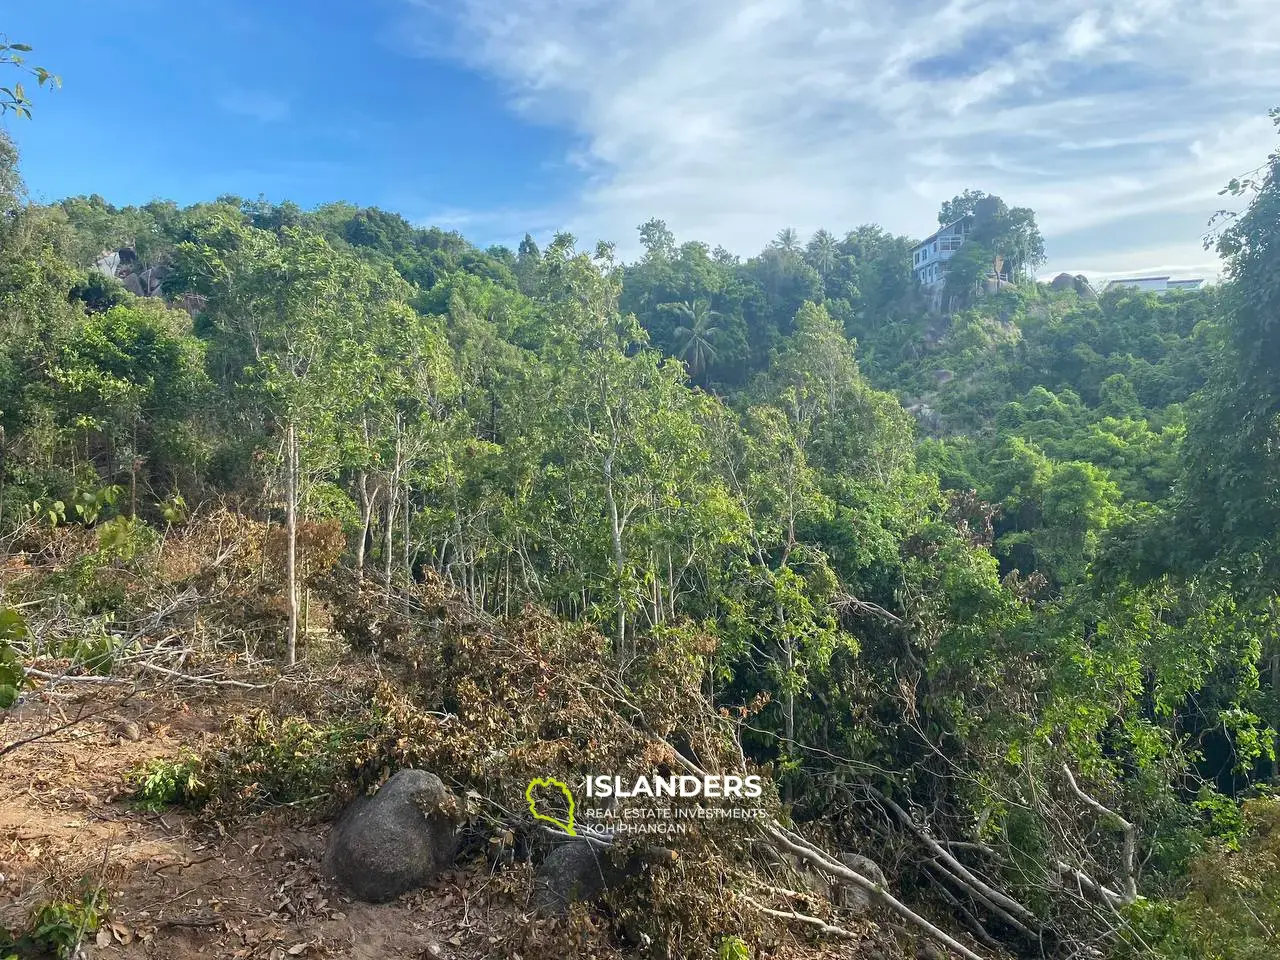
[[93, 247, 166, 298], [1049, 272, 1098, 301], [324, 770, 461, 903]]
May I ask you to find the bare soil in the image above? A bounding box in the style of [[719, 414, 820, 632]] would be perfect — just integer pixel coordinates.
[[0, 686, 537, 960]]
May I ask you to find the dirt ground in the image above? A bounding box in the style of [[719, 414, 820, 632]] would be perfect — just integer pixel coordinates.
[[0, 685, 542, 960], [0, 680, 905, 960]]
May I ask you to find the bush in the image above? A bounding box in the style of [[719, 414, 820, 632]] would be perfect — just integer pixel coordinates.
[[211, 713, 374, 810], [1117, 797, 1280, 960], [0, 607, 28, 707], [0, 887, 108, 960], [126, 753, 208, 811]]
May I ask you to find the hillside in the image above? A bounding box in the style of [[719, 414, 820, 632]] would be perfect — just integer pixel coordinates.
[[3, 113, 1280, 960]]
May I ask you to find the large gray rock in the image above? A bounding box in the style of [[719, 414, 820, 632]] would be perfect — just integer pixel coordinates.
[[532, 842, 681, 915], [837, 852, 888, 913], [324, 770, 460, 903], [532, 841, 622, 914]]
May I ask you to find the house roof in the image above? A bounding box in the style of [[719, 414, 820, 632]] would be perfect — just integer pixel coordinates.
[[912, 216, 969, 251]]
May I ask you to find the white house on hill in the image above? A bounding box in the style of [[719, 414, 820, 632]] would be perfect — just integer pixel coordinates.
[[1106, 276, 1204, 295], [911, 217, 972, 290]]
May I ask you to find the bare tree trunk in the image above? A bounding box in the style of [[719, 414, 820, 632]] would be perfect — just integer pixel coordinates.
[[355, 470, 375, 575], [383, 418, 402, 594], [285, 420, 299, 667], [402, 477, 412, 610], [603, 442, 626, 659], [0, 425, 6, 531], [130, 414, 139, 518]]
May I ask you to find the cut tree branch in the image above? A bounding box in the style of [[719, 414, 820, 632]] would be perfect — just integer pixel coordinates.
[[1061, 764, 1138, 904]]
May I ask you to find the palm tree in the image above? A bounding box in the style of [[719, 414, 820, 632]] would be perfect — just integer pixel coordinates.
[[665, 299, 721, 376], [806, 229, 838, 278], [773, 228, 801, 254]]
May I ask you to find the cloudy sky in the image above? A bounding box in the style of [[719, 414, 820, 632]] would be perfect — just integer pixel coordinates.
[[7, 1, 1279, 281]]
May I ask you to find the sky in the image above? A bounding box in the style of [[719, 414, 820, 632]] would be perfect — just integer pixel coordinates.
[[5, 0, 1278, 282]]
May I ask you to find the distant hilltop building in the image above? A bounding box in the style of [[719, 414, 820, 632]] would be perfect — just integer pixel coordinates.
[[911, 216, 974, 290], [910, 196, 1009, 305], [1105, 276, 1205, 295]]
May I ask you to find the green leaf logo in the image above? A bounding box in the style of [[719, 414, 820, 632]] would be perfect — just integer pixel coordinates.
[[526, 776, 576, 836]]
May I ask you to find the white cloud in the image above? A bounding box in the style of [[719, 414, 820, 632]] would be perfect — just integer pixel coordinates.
[[398, 0, 1279, 279]]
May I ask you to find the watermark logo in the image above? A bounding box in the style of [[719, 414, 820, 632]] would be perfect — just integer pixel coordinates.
[[526, 773, 766, 838], [526, 776, 577, 836]]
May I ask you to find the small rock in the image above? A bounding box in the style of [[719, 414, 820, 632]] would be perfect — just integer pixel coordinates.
[[324, 770, 460, 903], [837, 852, 888, 913]]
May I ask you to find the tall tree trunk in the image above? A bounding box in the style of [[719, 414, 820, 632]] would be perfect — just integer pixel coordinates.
[[402, 477, 412, 610], [383, 418, 402, 594], [1273, 650, 1280, 786], [285, 420, 299, 667], [355, 471, 371, 575], [0, 425, 6, 531], [603, 442, 626, 658], [129, 414, 139, 518]]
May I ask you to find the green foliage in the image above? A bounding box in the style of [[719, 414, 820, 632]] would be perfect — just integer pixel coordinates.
[[1117, 798, 1280, 960], [71, 483, 121, 525], [0, 36, 59, 119], [0, 607, 29, 708], [717, 935, 751, 960], [1, 104, 1279, 960], [126, 753, 209, 811], [1, 888, 107, 960], [212, 713, 375, 809]]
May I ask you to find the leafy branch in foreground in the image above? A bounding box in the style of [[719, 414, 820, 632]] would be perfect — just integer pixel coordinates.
[[0, 36, 59, 118]]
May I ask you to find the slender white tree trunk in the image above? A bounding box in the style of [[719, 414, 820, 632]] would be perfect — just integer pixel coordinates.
[[285, 420, 299, 667], [356, 470, 373, 575], [604, 443, 626, 658], [383, 418, 402, 594]]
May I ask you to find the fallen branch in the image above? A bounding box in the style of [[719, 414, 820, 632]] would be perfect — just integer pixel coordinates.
[[24, 661, 267, 690], [23, 667, 133, 686], [872, 787, 1040, 934], [1062, 765, 1138, 904], [764, 823, 987, 960], [743, 894, 860, 941], [927, 865, 1002, 950], [1053, 860, 1125, 908], [0, 699, 126, 759], [654, 734, 987, 960], [137, 662, 269, 689]]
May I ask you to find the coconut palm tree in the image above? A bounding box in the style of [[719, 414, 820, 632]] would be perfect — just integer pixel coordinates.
[[773, 228, 801, 254], [664, 299, 721, 376], [806, 229, 838, 278]]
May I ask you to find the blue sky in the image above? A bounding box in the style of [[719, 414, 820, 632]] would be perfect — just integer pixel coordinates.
[[5, 1, 1278, 282]]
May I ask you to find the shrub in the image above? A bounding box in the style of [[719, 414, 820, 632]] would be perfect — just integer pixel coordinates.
[[211, 713, 374, 810], [1117, 796, 1280, 960], [0, 607, 28, 707], [126, 753, 208, 811], [0, 888, 108, 960]]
